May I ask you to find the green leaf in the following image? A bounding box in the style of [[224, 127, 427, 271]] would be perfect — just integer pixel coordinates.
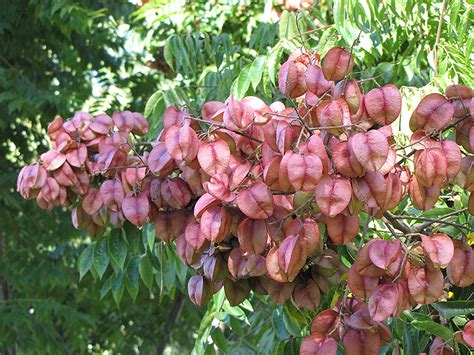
[[231, 64, 252, 100], [100, 274, 114, 300], [126, 256, 140, 302], [210, 328, 227, 352], [272, 308, 289, 340], [410, 320, 453, 341], [78, 243, 95, 280], [144, 90, 162, 118], [139, 255, 154, 290], [93, 237, 109, 279], [112, 271, 125, 306], [249, 55, 266, 91], [267, 43, 282, 86], [164, 35, 175, 70], [279, 11, 297, 40], [432, 301, 474, 319], [108, 231, 127, 271]]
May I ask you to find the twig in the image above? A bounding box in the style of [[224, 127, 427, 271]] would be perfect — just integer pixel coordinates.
[[413, 207, 469, 232], [392, 214, 470, 232], [434, 0, 447, 73], [382, 212, 413, 234]]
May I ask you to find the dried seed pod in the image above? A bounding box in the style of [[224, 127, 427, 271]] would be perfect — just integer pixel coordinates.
[[236, 182, 274, 219], [407, 265, 444, 304], [237, 218, 267, 256], [447, 240, 474, 287], [197, 140, 230, 176], [326, 213, 359, 245], [224, 278, 250, 306], [421, 233, 454, 268], [348, 130, 389, 172], [200, 206, 231, 244], [410, 93, 454, 132], [292, 280, 321, 311], [364, 84, 402, 125], [414, 148, 448, 187], [322, 47, 355, 81], [305, 64, 333, 97], [121, 192, 149, 227], [278, 60, 307, 98], [188, 275, 212, 307], [164, 123, 199, 162], [315, 176, 352, 217]]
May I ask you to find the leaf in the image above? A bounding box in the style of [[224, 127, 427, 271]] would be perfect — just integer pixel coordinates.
[[230, 64, 252, 100], [267, 43, 282, 86], [108, 231, 127, 271], [279, 11, 297, 40], [100, 274, 114, 300], [78, 243, 94, 280], [93, 237, 109, 279], [211, 328, 228, 352], [139, 255, 154, 291], [126, 256, 140, 302], [144, 90, 162, 118], [249, 55, 266, 91], [432, 301, 474, 319], [410, 320, 453, 341], [272, 308, 289, 340], [112, 270, 125, 306]]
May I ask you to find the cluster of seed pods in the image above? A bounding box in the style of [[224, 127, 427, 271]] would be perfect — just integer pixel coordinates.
[[17, 46, 474, 354]]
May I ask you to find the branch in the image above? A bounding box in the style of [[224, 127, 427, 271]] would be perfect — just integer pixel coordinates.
[[392, 214, 470, 232], [382, 212, 413, 234], [413, 208, 469, 233]]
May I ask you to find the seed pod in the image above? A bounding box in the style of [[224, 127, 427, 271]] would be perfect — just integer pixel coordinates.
[[154, 211, 186, 243], [462, 320, 474, 348], [175, 234, 201, 267], [82, 188, 103, 215], [278, 60, 307, 98], [456, 156, 474, 191], [122, 192, 149, 227], [440, 140, 462, 181], [236, 182, 274, 219], [160, 178, 192, 209], [201, 101, 225, 121], [410, 93, 454, 132], [447, 240, 474, 287], [317, 99, 351, 136], [100, 179, 124, 212], [188, 275, 212, 307], [65, 144, 87, 168], [278, 235, 306, 282], [286, 152, 323, 192], [266, 280, 296, 306], [204, 172, 235, 203], [300, 334, 338, 355], [332, 141, 365, 177], [292, 280, 321, 311], [347, 265, 379, 299], [237, 218, 267, 256], [368, 283, 399, 321], [315, 176, 352, 217], [407, 266, 444, 304], [71, 206, 91, 230], [147, 142, 174, 176], [348, 130, 389, 172], [305, 64, 333, 97], [368, 239, 403, 277], [353, 171, 387, 209], [445, 84, 473, 99], [164, 123, 199, 162], [421, 233, 454, 269], [131, 112, 148, 136], [303, 134, 330, 173], [429, 337, 455, 355], [322, 47, 355, 81], [224, 278, 251, 306], [326, 213, 359, 244], [41, 149, 66, 171], [112, 111, 134, 132], [200, 206, 231, 244], [197, 140, 230, 176], [286, 218, 321, 256], [355, 239, 388, 278], [409, 175, 440, 211], [455, 120, 474, 154], [364, 84, 402, 125], [184, 218, 206, 251], [223, 96, 254, 130], [90, 113, 113, 134], [342, 329, 382, 355], [414, 148, 448, 187], [310, 309, 340, 339]]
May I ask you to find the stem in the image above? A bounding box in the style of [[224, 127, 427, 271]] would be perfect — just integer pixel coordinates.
[[434, 0, 447, 73]]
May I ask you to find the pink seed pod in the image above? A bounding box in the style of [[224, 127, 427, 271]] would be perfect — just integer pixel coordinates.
[[285, 152, 323, 192], [278, 60, 307, 98], [71, 206, 91, 230], [82, 187, 104, 215], [368, 239, 402, 276], [121, 192, 149, 227], [333, 79, 363, 117], [184, 218, 207, 251], [40, 177, 60, 202], [421, 233, 454, 269], [90, 113, 113, 134], [407, 266, 444, 304], [197, 140, 230, 176], [321, 46, 355, 81], [201, 101, 225, 122], [100, 179, 124, 212], [355, 239, 388, 278], [310, 309, 340, 340], [52, 162, 78, 187], [300, 334, 338, 355], [347, 265, 379, 299], [112, 111, 135, 133], [154, 210, 187, 243], [188, 275, 212, 308], [131, 112, 149, 136], [368, 283, 400, 321], [364, 84, 402, 125], [409, 93, 454, 132], [224, 279, 251, 307], [342, 329, 382, 355], [348, 130, 389, 172], [447, 240, 474, 287], [41, 149, 67, 171], [278, 235, 306, 282], [305, 64, 333, 97], [414, 148, 448, 187], [326, 213, 359, 245], [286, 218, 320, 256], [237, 218, 268, 256], [353, 171, 387, 209], [409, 175, 440, 211], [223, 96, 254, 130], [65, 144, 87, 168], [266, 279, 296, 306], [315, 176, 352, 217], [303, 134, 330, 173], [332, 141, 365, 178], [445, 84, 473, 99], [204, 172, 235, 203], [292, 280, 321, 312], [317, 99, 351, 136], [200, 206, 231, 244], [236, 182, 274, 219], [147, 141, 174, 176], [164, 122, 199, 162], [160, 178, 192, 209]]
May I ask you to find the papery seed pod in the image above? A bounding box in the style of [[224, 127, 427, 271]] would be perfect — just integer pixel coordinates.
[[469, 191, 474, 216], [184, 218, 207, 251], [147, 142, 174, 176], [440, 140, 461, 181], [368, 283, 399, 321], [348, 130, 389, 172], [176, 233, 201, 267], [355, 239, 388, 278], [237, 218, 267, 256], [265, 246, 288, 282], [246, 254, 267, 277], [364, 84, 402, 125], [65, 144, 87, 168], [112, 111, 134, 133], [47, 116, 64, 140], [332, 141, 365, 177], [414, 148, 448, 187], [305, 64, 333, 97], [160, 178, 192, 209], [409, 175, 440, 211], [91, 206, 109, 226], [292, 280, 321, 311], [194, 193, 220, 218], [71, 206, 91, 230], [421, 233, 454, 268], [322, 47, 354, 81], [278, 60, 307, 98], [317, 98, 351, 136], [445, 84, 473, 99], [347, 265, 379, 299], [300, 334, 338, 355], [82, 187, 103, 215], [334, 79, 363, 116], [286, 152, 323, 191], [188, 275, 212, 307], [131, 112, 149, 136], [202, 254, 227, 282], [303, 134, 330, 173], [52, 162, 78, 187], [163, 106, 187, 129], [242, 96, 272, 125], [447, 240, 474, 287], [227, 248, 249, 279], [313, 249, 339, 277], [204, 172, 235, 202], [462, 320, 474, 348], [154, 210, 186, 243], [315, 176, 352, 217], [122, 192, 149, 227], [410, 93, 454, 132], [263, 155, 282, 190], [236, 182, 273, 219], [455, 119, 474, 154], [200, 206, 231, 244], [278, 235, 306, 282], [342, 329, 382, 355], [456, 156, 474, 191], [90, 113, 113, 134], [407, 266, 444, 304], [109, 210, 125, 228], [429, 336, 455, 355], [223, 96, 254, 130], [368, 239, 402, 276], [310, 309, 340, 339], [224, 278, 251, 306], [326, 213, 359, 244], [266, 280, 295, 306], [164, 122, 199, 162], [353, 171, 387, 209], [100, 179, 124, 212], [286, 218, 321, 256], [40, 177, 60, 202], [41, 149, 66, 171], [197, 140, 230, 176], [201, 101, 225, 121]]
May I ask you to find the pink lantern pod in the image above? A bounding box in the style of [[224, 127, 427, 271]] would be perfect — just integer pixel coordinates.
[[278, 60, 307, 98], [197, 140, 230, 176], [321, 47, 355, 81], [236, 182, 274, 219], [315, 176, 352, 217], [292, 280, 321, 312], [305, 64, 333, 97], [121, 191, 149, 227], [237, 217, 268, 256], [348, 130, 389, 172], [409, 93, 454, 132], [200, 206, 231, 244], [364, 84, 402, 125], [326, 213, 359, 245], [421, 233, 454, 269], [164, 122, 199, 162]]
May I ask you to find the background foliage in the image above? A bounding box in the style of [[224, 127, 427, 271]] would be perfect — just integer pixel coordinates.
[[1, 0, 473, 354]]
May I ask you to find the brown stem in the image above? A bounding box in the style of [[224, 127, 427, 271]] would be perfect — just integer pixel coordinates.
[[393, 214, 470, 232], [382, 212, 413, 234]]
